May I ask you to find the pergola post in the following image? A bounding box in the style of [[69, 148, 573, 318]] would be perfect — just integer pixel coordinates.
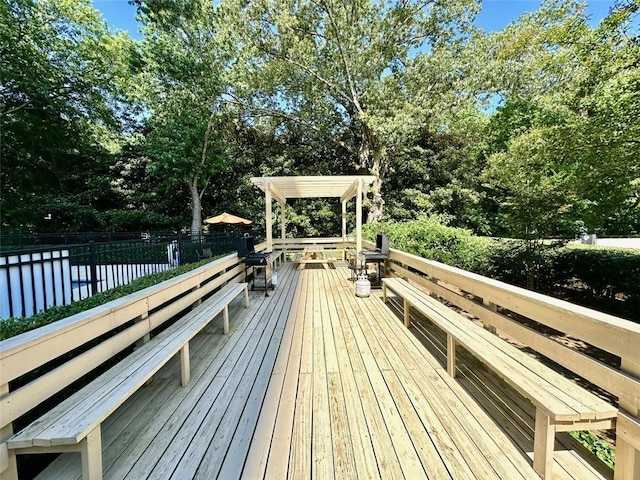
[[341, 200, 347, 241], [265, 180, 273, 251], [280, 201, 286, 248], [356, 179, 363, 252]]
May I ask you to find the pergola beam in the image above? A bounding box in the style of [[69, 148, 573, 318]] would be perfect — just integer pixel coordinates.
[[340, 179, 360, 203], [269, 182, 286, 206]]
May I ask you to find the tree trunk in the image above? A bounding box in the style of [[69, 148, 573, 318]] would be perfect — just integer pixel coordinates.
[[189, 176, 202, 240], [367, 167, 384, 223], [358, 124, 384, 223]]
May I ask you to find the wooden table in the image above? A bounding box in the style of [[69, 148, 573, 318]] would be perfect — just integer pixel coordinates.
[[291, 246, 336, 269]]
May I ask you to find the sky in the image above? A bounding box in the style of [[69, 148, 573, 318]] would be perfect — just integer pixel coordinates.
[[92, 0, 617, 40]]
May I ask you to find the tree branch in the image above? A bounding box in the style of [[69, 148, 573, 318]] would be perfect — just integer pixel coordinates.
[[585, 138, 640, 148], [257, 43, 353, 106], [314, 0, 364, 115], [1, 101, 31, 116], [223, 92, 356, 155]]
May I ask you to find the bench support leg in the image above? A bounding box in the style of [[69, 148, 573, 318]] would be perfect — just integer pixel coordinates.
[[0, 444, 18, 480], [81, 426, 102, 480], [403, 299, 410, 328], [447, 335, 457, 378], [615, 438, 640, 480], [181, 343, 190, 386], [382, 283, 387, 303], [533, 409, 555, 479], [244, 286, 249, 308], [223, 306, 229, 334], [1, 403, 18, 480]]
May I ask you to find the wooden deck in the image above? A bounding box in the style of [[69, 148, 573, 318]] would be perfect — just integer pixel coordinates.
[[37, 262, 611, 480]]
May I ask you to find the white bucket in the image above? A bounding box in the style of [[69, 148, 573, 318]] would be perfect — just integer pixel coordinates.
[[355, 276, 371, 297], [272, 270, 278, 287]]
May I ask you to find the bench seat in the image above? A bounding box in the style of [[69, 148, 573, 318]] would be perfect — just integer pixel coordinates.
[[7, 282, 249, 480], [382, 277, 617, 479]]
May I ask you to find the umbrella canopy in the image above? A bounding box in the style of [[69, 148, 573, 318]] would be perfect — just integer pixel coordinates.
[[204, 212, 253, 225]]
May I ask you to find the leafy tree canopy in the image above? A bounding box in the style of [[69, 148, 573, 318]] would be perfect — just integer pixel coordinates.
[[1, 0, 140, 232], [1, 0, 638, 243]]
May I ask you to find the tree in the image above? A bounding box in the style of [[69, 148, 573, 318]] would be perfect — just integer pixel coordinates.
[[220, 0, 478, 222], [137, 0, 235, 237], [562, 0, 640, 233], [474, 0, 640, 237], [383, 106, 490, 233], [0, 0, 139, 232], [472, 0, 640, 288]]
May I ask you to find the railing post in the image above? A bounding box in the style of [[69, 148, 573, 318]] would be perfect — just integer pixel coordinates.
[[153, 236, 160, 271], [89, 241, 98, 296], [429, 276, 439, 299], [177, 236, 183, 266], [482, 299, 497, 334], [135, 312, 151, 348]]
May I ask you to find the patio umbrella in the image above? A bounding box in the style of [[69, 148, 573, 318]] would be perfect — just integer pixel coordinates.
[[204, 212, 253, 225]]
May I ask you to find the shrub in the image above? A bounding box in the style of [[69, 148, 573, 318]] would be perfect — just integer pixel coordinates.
[[485, 238, 563, 291], [550, 245, 640, 321], [362, 216, 493, 274], [364, 217, 640, 321]]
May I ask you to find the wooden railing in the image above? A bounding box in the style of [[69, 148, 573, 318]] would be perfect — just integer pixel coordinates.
[[373, 241, 640, 479], [273, 237, 353, 259], [273, 236, 352, 250], [0, 250, 250, 477]]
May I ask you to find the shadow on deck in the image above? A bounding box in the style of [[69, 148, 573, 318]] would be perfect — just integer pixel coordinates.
[[38, 262, 611, 479]]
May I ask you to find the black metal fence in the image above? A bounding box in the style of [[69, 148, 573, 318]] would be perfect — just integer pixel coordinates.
[[1, 231, 185, 252], [0, 232, 240, 319]]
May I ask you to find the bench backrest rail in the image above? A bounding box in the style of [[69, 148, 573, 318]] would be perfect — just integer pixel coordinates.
[[383, 276, 620, 479], [395, 261, 640, 408], [0, 260, 243, 429]]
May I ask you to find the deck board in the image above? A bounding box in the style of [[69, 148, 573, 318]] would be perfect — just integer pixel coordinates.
[[36, 263, 611, 480]]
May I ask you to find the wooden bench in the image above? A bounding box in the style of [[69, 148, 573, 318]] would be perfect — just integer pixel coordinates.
[[382, 277, 617, 479], [6, 282, 249, 480], [271, 249, 284, 267]]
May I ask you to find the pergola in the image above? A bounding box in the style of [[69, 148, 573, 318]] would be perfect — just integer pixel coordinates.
[[250, 175, 376, 252]]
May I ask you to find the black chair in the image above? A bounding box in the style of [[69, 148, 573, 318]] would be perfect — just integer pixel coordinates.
[[361, 233, 389, 286]]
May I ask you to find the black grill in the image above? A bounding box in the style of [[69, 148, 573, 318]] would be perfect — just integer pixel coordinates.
[[237, 235, 272, 264], [237, 235, 274, 296], [244, 253, 270, 266], [362, 233, 389, 286]]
